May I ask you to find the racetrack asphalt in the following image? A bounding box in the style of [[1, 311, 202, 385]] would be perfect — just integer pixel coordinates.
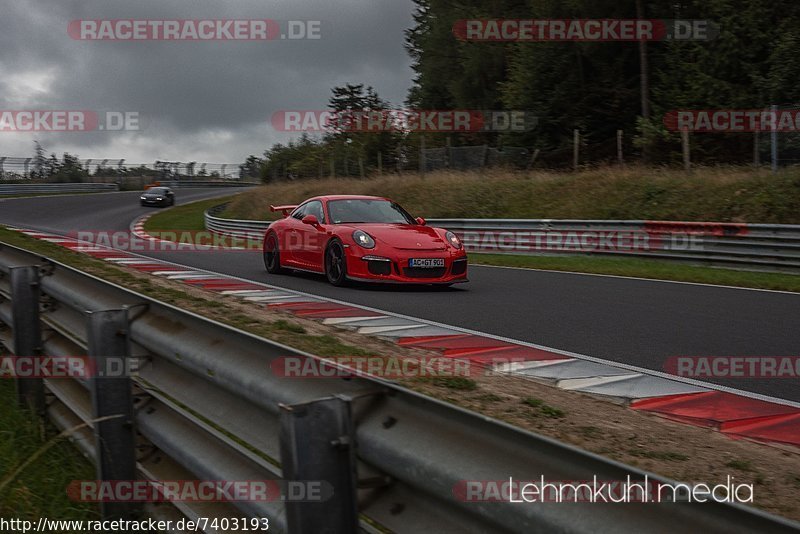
[[1, 189, 798, 402]]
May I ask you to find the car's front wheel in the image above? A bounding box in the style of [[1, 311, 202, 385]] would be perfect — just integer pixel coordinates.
[[264, 233, 286, 274], [325, 240, 348, 286]]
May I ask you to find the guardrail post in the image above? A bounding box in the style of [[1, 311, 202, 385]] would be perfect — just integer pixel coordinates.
[[87, 309, 138, 520], [279, 397, 358, 534], [10, 266, 44, 414]]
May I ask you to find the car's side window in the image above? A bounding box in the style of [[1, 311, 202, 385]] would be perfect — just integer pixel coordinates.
[[305, 201, 325, 224]]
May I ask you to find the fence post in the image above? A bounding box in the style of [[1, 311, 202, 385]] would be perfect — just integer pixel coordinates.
[[87, 308, 138, 520], [617, 130, 624, 166], [377, 152, 383, 176], [330, 157, 335, 179], [527, 148, 540, 170], [754, 130, 760, 169], [358, 155, 365, 179], [682, 129, 691, 172], [10, 266, 44, 414], [279, 397, 358, 534], [573, 130, 580, 171], [446, 136, 452, 169], [396, 145, 402, 175], [482, 144, 489, 167], [771, 104, 778, 174], [420, 136, 426, 178]]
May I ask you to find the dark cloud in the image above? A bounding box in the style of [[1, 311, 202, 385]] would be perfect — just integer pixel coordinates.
[[0, 0, 415, 163]]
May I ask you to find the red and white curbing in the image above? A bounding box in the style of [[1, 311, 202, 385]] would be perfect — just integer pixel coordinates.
[[131, 215, 152, 242], [9, 226, 800, 449], [131, 214, 257, 250]]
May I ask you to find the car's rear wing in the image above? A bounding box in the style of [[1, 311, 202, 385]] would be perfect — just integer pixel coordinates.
[[270, 204, 298, 217]]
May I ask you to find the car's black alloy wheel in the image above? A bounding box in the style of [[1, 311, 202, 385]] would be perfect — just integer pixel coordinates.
[[325, 240, 348, 286], [264, 233, 285, 274]]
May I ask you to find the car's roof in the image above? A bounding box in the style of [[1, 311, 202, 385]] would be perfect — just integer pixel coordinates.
[[308, 195, 389, 202]]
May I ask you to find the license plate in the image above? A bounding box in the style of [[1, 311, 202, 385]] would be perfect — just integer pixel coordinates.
[[409, 258, 444, 268]]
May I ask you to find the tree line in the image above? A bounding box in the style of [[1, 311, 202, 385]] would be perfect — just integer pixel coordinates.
[[253, 0, 800, 180]]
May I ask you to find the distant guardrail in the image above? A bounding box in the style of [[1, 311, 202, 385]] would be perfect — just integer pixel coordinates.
[[205, 204, 272, 239], [0, 183, 119, 195], [204, 205, 800, 273], [1, 240, 796, 533], [161, 180, 260, 188]]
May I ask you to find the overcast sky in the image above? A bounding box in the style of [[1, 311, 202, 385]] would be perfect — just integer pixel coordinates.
[[0, 0, 415, 164]]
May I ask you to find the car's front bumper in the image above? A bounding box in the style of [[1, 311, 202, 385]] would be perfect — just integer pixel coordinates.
[[141, 198, 168, 206], [345, 247, 468, 284]]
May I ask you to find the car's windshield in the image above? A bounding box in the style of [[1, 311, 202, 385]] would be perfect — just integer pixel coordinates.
[[327, 199, 415, 224], [148, 188, 168, 194]]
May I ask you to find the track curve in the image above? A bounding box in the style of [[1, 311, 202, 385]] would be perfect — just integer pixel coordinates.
[[1, 191, 798, 401]]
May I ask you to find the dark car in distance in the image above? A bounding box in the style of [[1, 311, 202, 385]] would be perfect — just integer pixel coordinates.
[[140, 187, 175, 207]]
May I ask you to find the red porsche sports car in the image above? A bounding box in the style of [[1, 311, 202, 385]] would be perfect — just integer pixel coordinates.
[[262, 195, 468, 286]]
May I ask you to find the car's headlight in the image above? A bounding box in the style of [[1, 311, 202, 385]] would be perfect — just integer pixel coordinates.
[[140, 196, 146, 200], [446, 231, 462, 249], [156, 197, 163, 201], [353, 230, 375, 249]]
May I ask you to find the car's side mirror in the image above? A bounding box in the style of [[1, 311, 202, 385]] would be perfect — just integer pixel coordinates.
[[302, 214, 320, 226], [416, 217, 426, 226]]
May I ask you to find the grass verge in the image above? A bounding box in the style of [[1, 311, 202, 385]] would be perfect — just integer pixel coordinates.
[[0, 380, 98, 520], [143, 195, 240, 233], [471, 253, 800, 292], [222, 166, 800, 224]]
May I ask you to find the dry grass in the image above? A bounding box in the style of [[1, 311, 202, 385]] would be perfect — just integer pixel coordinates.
[[222, 166, 800, 224]]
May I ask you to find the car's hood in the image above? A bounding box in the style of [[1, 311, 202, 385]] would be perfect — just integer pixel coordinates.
[[343, 223, 447, 250], [142, 193, 164, 198]]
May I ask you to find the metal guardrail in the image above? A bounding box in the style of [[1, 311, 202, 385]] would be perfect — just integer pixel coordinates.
[[204, 205, 800, 274], [0, 157, 247, 180], [161, 180, 260, 188], [204, 204, 272, 240], [0, 183, 119, 195], [0, 242, 796, 532]]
